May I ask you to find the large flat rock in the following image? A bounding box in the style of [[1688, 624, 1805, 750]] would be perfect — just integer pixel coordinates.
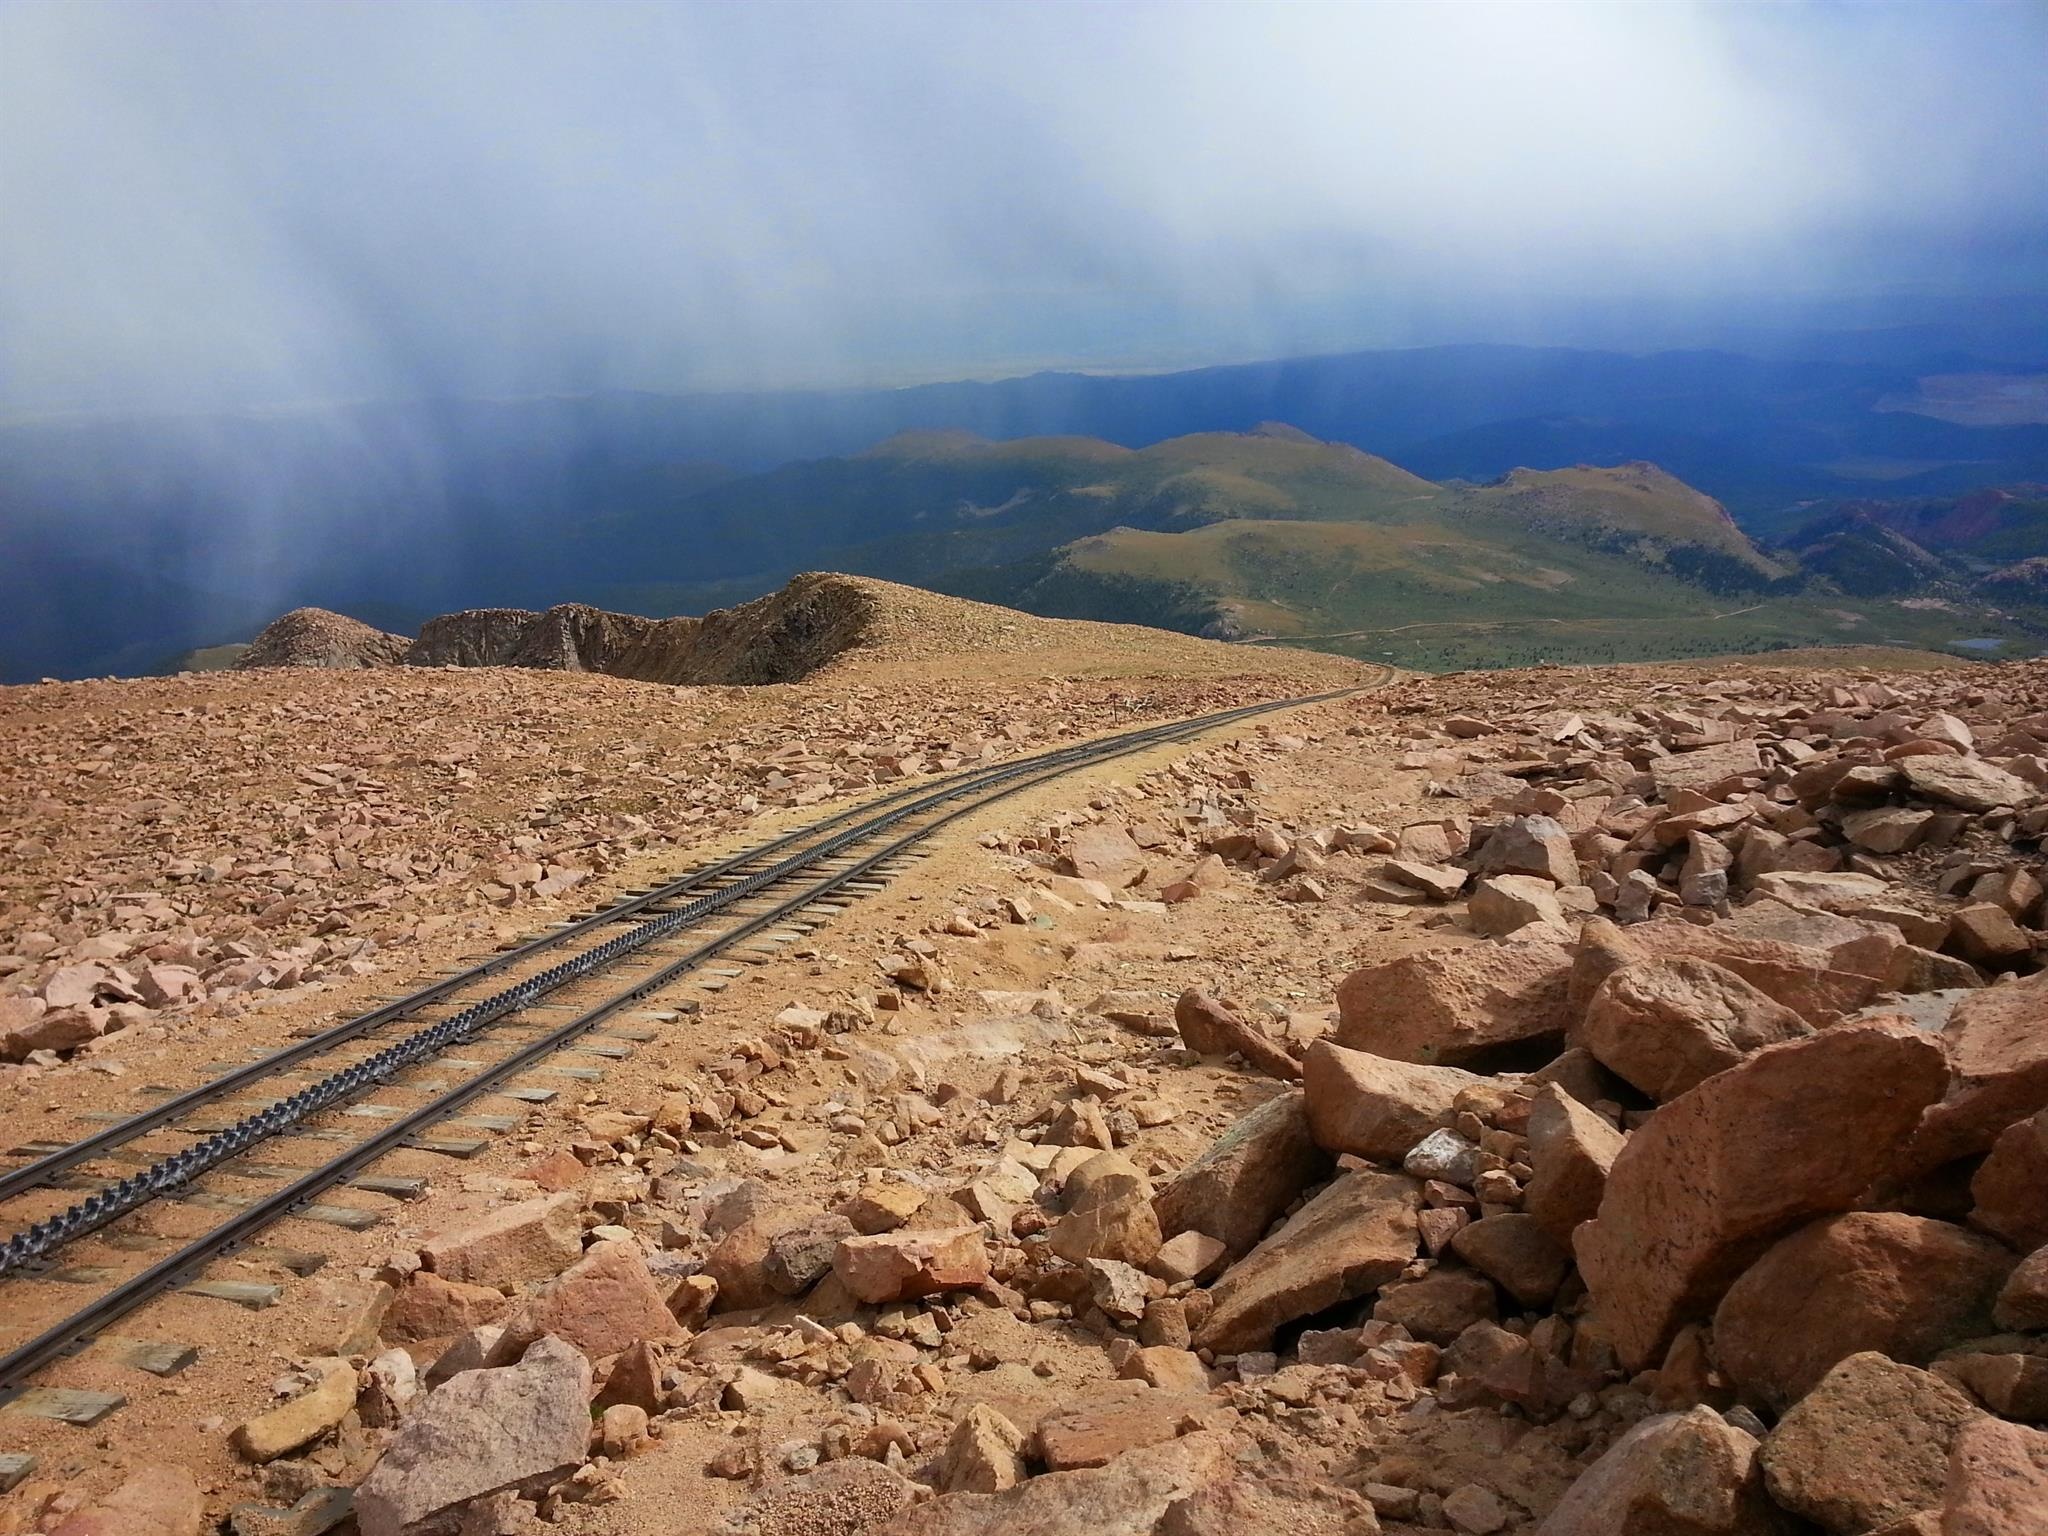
[[1193, 1167, 1420, 1355], [1334, 934, 1573, 1067]]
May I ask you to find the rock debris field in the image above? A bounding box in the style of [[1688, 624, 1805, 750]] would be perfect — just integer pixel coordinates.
[[3, 634, 2047, 1536]]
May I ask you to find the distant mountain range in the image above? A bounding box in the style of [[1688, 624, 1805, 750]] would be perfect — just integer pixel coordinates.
[[564, 425, 2045, 673], [5, 338, 2046, 680], [1780, 486, 2048, 602]]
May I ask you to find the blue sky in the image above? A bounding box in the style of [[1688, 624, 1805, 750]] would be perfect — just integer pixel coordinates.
[[2, 0, 2043, 412]]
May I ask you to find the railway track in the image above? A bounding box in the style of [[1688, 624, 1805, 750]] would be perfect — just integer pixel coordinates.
[[0, 679, 1375, 1410]]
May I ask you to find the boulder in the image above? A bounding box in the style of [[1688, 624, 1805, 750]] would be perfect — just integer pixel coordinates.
[[1761, 1352, 1984, 1536], [418, 1191, 583, 1288], [1752, 868, 1895, 913], [1939, 1352, 2048, 1422], [841, 1179, 931, 1235], [1371, 1266, 1499, 1344], [1152, 1090, 1332, 1259], [833, 1226, 989, 1304], [39, 962, 110, 1010], [1680, 830, 1735, 909], [1949, 902, 2035, 967], [1522, 1084, 1626, 1244], [426, 1324, 504, 1387], [1712, 1213, 2017, 1411], [1334, 934, 1574, 1067], [1193, 1168, 1420, 1354], [1843, 807, 1934, 854], [1149, 1231, 1229, 1286], [1, 1003, 103, 1060], [592, 1339, 665, 1415], [1403, 1127, 1481, 1186], [1300, 1040, 1482, 1163], [762, 1211, 859, 1295], [703, 1210, 803, 1311], [1381, 860, 1468, 901], [1531, 1406, 1783, 1535], [593, 1403, 647, 1461], [1565, 916, 1645, 1018], [1601, 918, 1884, 1026], [484, 1239, 683, 1363], [1576, 956, 1812, 1102], [1651, 740, 1761, 796], [1052, 1154, 1164, 1268], [353, 1335, 592, 1536], [1472, 816, 1578, 886], [1905, 972, 2048, 1176], [1575, 1020, 1949, 1371], [1120, 1346, 1209, 1393], [135, 964, 204, 1008]]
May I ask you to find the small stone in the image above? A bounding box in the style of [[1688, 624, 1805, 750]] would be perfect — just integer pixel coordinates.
[[1149, 1230, 1228, 1286], [1442, 1485, 1510, 1535], [231, 1360, 356, 1464], [938, 1404, 1027, 1494], [1403, 1128, 1481, 1186]]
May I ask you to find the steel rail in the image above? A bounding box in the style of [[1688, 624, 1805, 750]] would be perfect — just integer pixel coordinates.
[[0, 679, 1373, 1390]]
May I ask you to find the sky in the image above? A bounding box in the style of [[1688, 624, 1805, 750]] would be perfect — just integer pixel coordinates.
[[2, 0, 2044, 414]]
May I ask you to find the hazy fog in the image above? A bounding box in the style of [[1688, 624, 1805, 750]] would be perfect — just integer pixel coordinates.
[[3, 0, 2043, 413]]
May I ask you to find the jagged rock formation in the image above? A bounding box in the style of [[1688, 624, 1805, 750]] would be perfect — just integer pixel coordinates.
[[237, 608, 410, 670], [403, 573, 881, 685]]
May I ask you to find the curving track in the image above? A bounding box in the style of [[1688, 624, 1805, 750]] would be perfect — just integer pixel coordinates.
[[0, 677, 1379, 1399]]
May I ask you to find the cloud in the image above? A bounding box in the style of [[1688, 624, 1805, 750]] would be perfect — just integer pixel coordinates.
[[1, 0, 2042, 411]]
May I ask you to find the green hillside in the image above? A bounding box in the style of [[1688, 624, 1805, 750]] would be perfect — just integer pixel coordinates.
[[567, 425, 2044, 671]]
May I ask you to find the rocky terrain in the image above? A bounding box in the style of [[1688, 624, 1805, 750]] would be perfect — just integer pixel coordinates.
[[3, 638, 2047, 1536], [0, 584, 1350, 1070]]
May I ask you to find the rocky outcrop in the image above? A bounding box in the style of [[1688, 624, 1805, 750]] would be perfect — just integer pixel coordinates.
[[237, 606, 409, 668], [401, 573, 904, 684]]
